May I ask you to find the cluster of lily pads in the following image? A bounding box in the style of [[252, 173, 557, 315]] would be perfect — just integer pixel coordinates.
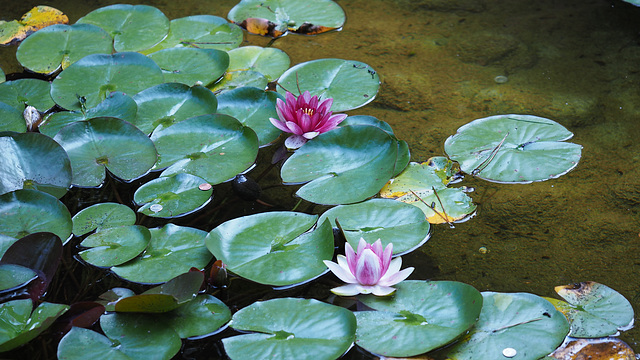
[[0, 1, 635, 359]]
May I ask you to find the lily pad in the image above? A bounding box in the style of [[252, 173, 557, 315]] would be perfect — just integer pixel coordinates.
[[151, 114, 258, 185], [162, 294, 231, 339], [228, 0, 345, 37], [132, 83, 218, 134], [40, 91, 137, 138], [0, 132, 71, 198], [0, 101, 24, 132], [53, 117, 157, 187], [147, 48, 229, 87], [112, 272, 204, 313], [206, 212, 334, 287], [0, 78, 55, 112], [277, 59, 379, 112], [0, 68, 4, 83], [16, 23, 113, 75], [445, 291, 570, 360], [0, 299, 69, 352], [444, 114, 582, 183], [223, 298, 356, 360], [0, 264, 37, 293], [227, 46, 290, 81], [281, 125, 398, 205], [76, 4, 169, 52], [112, 224, 211, 284], [57, 312, 181, 360], [216, 86, 284, 146], [50, 52, 164, 110], [318, 199, 430, 255], [143, 15, 243, 53], [0, 6, 69, 46], [547, 281, 634, 338], [72, 203, 137, 236], [0, 189, 72, 241], [379, 162, 476, 224], [355, 281, 483, 357], [79, 225, 151, 267], [133, 173, 213, 218], [208, 69, 269, 93]]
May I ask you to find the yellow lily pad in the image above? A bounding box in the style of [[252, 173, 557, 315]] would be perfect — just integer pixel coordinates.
[[0, 6, 68, 46]]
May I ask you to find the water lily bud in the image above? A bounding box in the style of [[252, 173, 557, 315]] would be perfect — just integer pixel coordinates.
[[23, 106, 43, 131]]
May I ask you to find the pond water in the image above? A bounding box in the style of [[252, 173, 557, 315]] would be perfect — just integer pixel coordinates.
[[2, 0, 640, 358]]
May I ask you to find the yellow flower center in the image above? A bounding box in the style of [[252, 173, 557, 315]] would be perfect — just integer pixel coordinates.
[[302, 108, 315, 116]]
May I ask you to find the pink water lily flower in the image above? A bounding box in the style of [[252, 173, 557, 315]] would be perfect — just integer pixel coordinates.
[[323, 238, 414, 296], [270, 91, 347, 149]]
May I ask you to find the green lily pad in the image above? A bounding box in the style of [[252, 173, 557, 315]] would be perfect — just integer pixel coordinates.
[[53, 117, 157, 187], [228, 0, 345, 37], [208, 69, 269, 93], [112, 224, 211, 284], [40, 91, 137, 138], [0, 299, 69, 352], [281, 125, 398, 205], [227, 46, 290, 81], [0, 189, 72, 241], [134, 173, 213, 218], [0, 132, 71, 198], [206, 212, 334, 287], [143, 15, 243, 54], [318, 199, 430, 255], [72, 202, 137, 236], [0, 264, 37, 292], [57, 312, 181, 360], [0, 235, 18, 259], [379, 162, 476, 224], [216, 86, 284, 146], [356, 281, 483, 357], [16, 23, 113, 75], [0, 78, 55, 112], [78, 225, 151, 267], [445, 291, 570, 360], [151, 114, 258, 185], [163, 294, 231, 339], [147, 47, 228, 87], [112, 272, 204, 313], [444, 114, 582, 183], [76, 4, 169, 52], [0, 68, 4, 83], [547, 281, 634, 338], [277, 59, 379, 112], [624, 0, 640, 5], [0, 101, 25, 132], [224, 298, 356, 360], [51, 52, 164, 111], [132, 83, 218, 134]]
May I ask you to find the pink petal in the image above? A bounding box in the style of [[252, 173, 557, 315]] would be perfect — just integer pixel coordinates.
[[285, 121, 303, 135], [284, 135, 307, 149], [371, 239, 384, 258], [317, 97, 333, 114], [298, 112, 312, 132], [330, 284, 361, 296], [270, 118, 292, 133], [308, 94, 319, 110], [314, 114, 346, 133], [381, 243, 393, 273], [355, 249, 382, 285], [345, 242, 357, 275], [323, 258, 357, 284], [357, 238, 367, 255]]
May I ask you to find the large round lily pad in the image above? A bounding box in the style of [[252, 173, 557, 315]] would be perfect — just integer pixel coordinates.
[[0, 299, 69, 352], [162, 294, 231, 339], [0, 189, 72, 241], [72, 202, 137, 236], [216, 86, 284, 146], [281, 125, 398, 205], [277, 59, 379, 112], [133, 173, 213, 218], [53, 117, 157, 187], [50, 52, 164, 110], [444, 114, 582, 183], [0, 101, 25, 132], [0, 132, 71, 198], [355, 281, 483, 357], [147, 48, 229, 87], [0, 78, 55, 111], [318, 199, 430, 255], [223, 298, 356, 360], [112, 224, 212, 284], [76, 4, 169, 52], [132, 83, 218, 134], [208, 70, 269, 94], [143, 15, 243, 53], [16, 23, 113, 74], [227, 46, 290, 81], [445, 291, 570, 360], [206, 212, 333, 287], [79, 225, 151, 268], [57, 312, 181, 360], [151, 114, 258, 185]]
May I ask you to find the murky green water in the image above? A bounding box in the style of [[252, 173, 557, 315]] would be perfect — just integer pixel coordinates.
[[2, 0, 640, 357]]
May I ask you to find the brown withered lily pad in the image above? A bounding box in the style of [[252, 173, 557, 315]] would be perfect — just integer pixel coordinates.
[[550, 337, 635, 360], [0, 6, 68, 45]]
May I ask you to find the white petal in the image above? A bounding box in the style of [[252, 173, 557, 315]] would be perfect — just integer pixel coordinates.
[[378, 267, 414, 287], [323, 260, 357, 284], [284, 135, 307, 149], [331, 284, 361, 296], [384, 257, 403, 277], [370, 285, 397, 296]]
